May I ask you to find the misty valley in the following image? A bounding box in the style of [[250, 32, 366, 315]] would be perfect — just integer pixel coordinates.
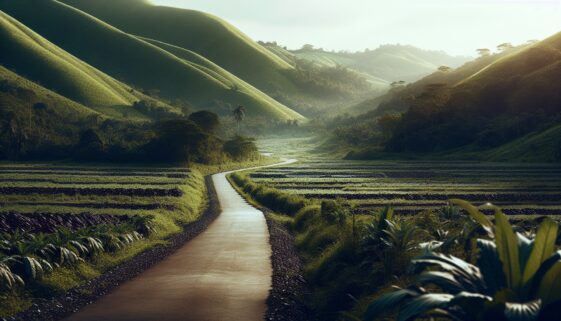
[[1, 0, 561, 320]]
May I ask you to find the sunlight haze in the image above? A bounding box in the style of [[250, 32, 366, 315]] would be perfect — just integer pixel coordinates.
[[151, 0, 561, 56]]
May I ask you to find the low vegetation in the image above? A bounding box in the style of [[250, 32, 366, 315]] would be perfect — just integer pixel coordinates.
[[230, 163, 561, 321], [0, 164, 207, 317]]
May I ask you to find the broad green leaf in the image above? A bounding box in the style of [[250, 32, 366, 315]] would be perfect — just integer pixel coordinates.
[[398, 293, 453, 321], [529, 251, 561, 297], [537, 261, 561, 305], [477, 239, 506, 293], [495, 209, 521, 292], [523, 218, 558, 287], [450, 199, 494, 236], [504, 300, 542, 321], [365, 288, 420, 321]]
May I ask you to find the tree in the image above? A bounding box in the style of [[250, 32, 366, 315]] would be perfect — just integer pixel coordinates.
[[438, 66, 452, 72], [188, 111, 220, 133], [233, 105, 246, 134], [476, 48, 491, 57], [497, 42, 514, 51], [301, 44, 314, 51]]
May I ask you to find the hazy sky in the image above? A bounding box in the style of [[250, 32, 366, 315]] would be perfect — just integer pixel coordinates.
[[151, 0, 561, 56]]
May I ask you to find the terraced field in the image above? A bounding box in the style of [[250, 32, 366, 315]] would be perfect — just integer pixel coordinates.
[[249, 160, 561, 217], [0, 164, 205, 237]]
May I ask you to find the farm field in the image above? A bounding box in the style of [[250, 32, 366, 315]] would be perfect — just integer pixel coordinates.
[[0, 163, 207, 317], [0, 164, 205, 234], [248, 156, 561, 217]]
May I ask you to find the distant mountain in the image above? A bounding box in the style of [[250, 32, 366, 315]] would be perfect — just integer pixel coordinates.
[[331, 33, 561, 162], [265, 43, 470, 84], [0, 0, 305, 121]]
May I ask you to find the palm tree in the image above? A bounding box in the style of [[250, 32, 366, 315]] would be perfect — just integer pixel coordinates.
[[233, 105, 246, 134]]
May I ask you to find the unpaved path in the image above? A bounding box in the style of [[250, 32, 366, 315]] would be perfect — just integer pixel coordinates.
[[64, 160, 296, 321]]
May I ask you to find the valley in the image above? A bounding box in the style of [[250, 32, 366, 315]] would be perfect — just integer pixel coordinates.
[[1, 0, 561, 320]]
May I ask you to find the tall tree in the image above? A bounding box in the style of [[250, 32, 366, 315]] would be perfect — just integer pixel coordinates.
[[233, 105, 246, 134]]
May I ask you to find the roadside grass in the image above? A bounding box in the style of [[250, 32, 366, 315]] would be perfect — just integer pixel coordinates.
[[229, 159, 561, 320]]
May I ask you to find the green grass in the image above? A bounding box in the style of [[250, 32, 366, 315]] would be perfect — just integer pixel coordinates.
[[0, 0, 305, 121], [61, 0, 298, 93], [0, 11, 138, 109]]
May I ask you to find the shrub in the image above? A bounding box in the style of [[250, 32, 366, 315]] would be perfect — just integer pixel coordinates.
[[293, 205, 321, 232], [366, 200, 561, 321], [320, 200, 348, 225]]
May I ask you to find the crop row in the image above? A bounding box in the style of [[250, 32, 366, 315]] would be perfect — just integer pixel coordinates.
[[0, 212, 130, 233], [3, 201, 175, 211], [0, 170, 190, 178], [0, 166, 190, 173], [0, 186, 183, 197], [296, 192, 561, 202]]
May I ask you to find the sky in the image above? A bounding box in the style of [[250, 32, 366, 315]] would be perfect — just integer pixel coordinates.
[[151, 0, 561, 56]]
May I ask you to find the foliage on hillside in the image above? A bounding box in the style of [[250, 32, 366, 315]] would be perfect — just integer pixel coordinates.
[[329, 35, 561, 162]]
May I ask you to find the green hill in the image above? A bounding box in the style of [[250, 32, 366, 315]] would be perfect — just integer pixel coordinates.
[[59, 0, 302, 96], [335, 32, 561, 162], [0, 0, 305, 121], [59, 0, 375, 114], [0, 11, 135, 109], [289, 44, 470, 83], [0, 10, 181, 120], [0, 64, 100, 158]]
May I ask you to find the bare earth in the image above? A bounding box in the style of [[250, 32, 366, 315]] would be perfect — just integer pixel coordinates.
[[64, 162, 294, 321]]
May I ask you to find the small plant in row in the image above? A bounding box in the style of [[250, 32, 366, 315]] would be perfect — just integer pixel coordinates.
[[0, 215, 155, 293]]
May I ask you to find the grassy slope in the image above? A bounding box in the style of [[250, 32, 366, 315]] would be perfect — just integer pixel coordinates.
[[0, 65, 100, 151], [292, 45, 470, 82], [454, 33, 561, 113], [0, 0, 304, 121], [0, 11, 137, 109], [0, 65, 97, 119], [140, 37, 304, 120], [60, 0, 306, 97], [346, 48, 518, 116]]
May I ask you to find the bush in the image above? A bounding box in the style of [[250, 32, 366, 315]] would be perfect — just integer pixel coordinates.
[[223, 136, 259, 161], [320, 200, 348, 225], [293, 205, 321, 232]]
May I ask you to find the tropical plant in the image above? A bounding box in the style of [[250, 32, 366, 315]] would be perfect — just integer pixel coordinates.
[[48, 228, 83, 266], [0, 254, 24, 292], [129, 215, 155, 237], [8, 242, 53, 281], [361, 207, 394, 259], [233, 105, 246, 133], [365, 199, 561, 321]]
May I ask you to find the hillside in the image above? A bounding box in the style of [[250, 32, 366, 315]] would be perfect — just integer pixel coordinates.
[[60, 0, 375, 114], [286, 44, 470, 82], [0, 0, 305, 121], [0, 11, 138, 111], [0, 65, 100, 158], [331, 33, 561, 162]]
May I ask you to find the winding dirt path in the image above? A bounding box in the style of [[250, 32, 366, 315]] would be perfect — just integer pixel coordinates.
[[64, 160, 295, 321]]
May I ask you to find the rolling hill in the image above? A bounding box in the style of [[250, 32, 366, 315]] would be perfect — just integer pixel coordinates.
[[270, 44, 470, 83], [0, 64, 100, 158], [0, 0, 305, 121], [60, 0, 378, 113], [59, 0, 307, 98], [332, 32, 561, 162]]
